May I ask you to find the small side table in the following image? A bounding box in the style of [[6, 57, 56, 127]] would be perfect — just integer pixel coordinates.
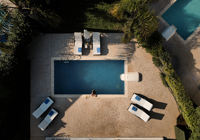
[[84, 38, 91, 49]]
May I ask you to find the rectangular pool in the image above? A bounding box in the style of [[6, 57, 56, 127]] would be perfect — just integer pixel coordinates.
[[54, 60, 124, 95], [162, 0, 200, 40]]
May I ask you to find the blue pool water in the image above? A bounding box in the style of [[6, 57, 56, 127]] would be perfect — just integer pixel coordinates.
[[162, 0, 200, 40], [54, 60, 124, 94]]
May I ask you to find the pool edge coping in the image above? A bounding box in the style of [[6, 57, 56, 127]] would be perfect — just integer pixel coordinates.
[[51, 56, 128, 98], [158, 0, 200, 44]]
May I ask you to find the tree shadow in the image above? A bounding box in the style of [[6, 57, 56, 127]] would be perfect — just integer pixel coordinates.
[[44, 0, 122, 33]]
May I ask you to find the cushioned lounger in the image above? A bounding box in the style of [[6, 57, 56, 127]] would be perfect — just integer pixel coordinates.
[[128, 104, 150, 122], [131, 93, 153, 111], [74, 32, 82, 55], [32, 97, 54, 119], [38, 108, 58, 131], [93, 32, 101, 55]]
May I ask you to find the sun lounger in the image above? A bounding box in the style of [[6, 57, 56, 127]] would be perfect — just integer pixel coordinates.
[[93, 32, 101, 55], [38, 108, 58, 131], [120, 72, 139, 81], [162, 25, 177, 41], [128, 104, 150, 122], [131, 94, 153, 111], [74, 32, 82, 55], [32, 97, 54, 119]]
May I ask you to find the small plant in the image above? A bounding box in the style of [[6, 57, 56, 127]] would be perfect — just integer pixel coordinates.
[[152, 57, 162, 67], [160, 72, 168, 87]]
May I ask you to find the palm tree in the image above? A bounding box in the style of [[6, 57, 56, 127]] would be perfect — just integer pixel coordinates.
[[0, 4, 12, 36], [0, 4, 13, 52], [110, 0, 158, 43], [8, 0, 63, 28]]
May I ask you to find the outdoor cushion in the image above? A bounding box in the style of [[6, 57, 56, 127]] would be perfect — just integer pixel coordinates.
[[132, 106, 138, 111], [135, 96, 141, 101], [44, 99, 50, 104], [131, 94, 153, 111], [97, 48, 100, 53], [78, 47, 82, 52], [49, 110, 54, 116]]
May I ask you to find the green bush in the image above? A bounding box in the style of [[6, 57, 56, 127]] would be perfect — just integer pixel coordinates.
[[160, 73, 168, 87], [159, 51, 171, 65], [152, 57, 162, 67], [121, 32, 132, 44]]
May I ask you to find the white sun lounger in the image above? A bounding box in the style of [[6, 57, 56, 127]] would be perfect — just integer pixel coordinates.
[[131, 94, 153, 111], [128, 104, 150, 122], [120, 72, 139, 81], [38, 108, 58, 131], [74, 32, 82, 55], [32, 97, 54, 119], [93, 32, 101, 55], [162, 25, 177, 41]]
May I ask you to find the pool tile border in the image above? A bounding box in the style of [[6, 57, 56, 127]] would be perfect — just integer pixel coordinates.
[[51, 56, 128, 98], [158, 0, 200, 44]]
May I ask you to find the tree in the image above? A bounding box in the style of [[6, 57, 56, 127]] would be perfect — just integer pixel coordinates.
[[0, 4, 13, 52], [110, 0, 158, 43], [8, 0, 63, 28]]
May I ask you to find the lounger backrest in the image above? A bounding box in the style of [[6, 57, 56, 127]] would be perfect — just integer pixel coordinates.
[[129, 104, 143, 116], [74, 32, 82, 41], [93, 32, 100, 42], [131, 94, 146, 106], [38, 109, 58, 131], [40, 97, 54, 111], [45, 109, 58, 123], [32, 97, 54, 119]]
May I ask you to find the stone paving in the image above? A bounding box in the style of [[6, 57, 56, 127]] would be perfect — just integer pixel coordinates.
[[27, 0, 200, 139], [28, 33, 179, 140]]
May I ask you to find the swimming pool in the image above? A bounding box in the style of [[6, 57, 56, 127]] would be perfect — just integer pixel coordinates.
[[54, 60, 124, 95], [162, 0, 200, 40]]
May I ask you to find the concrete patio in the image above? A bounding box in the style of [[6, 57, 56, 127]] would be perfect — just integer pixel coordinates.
[[28, 33, 179, 140]]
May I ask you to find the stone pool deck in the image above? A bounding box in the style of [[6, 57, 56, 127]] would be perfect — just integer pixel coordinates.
[[28, 33, 179, 140]]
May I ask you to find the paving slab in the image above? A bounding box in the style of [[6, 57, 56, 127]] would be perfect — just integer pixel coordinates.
[[28, 33, 179, 139]]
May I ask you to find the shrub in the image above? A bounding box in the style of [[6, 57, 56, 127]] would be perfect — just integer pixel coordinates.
[[152, 57, 162, 67], [159, 51, 171, 65], [121, 32, 132, 44], [160, 73, 168, 87]]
